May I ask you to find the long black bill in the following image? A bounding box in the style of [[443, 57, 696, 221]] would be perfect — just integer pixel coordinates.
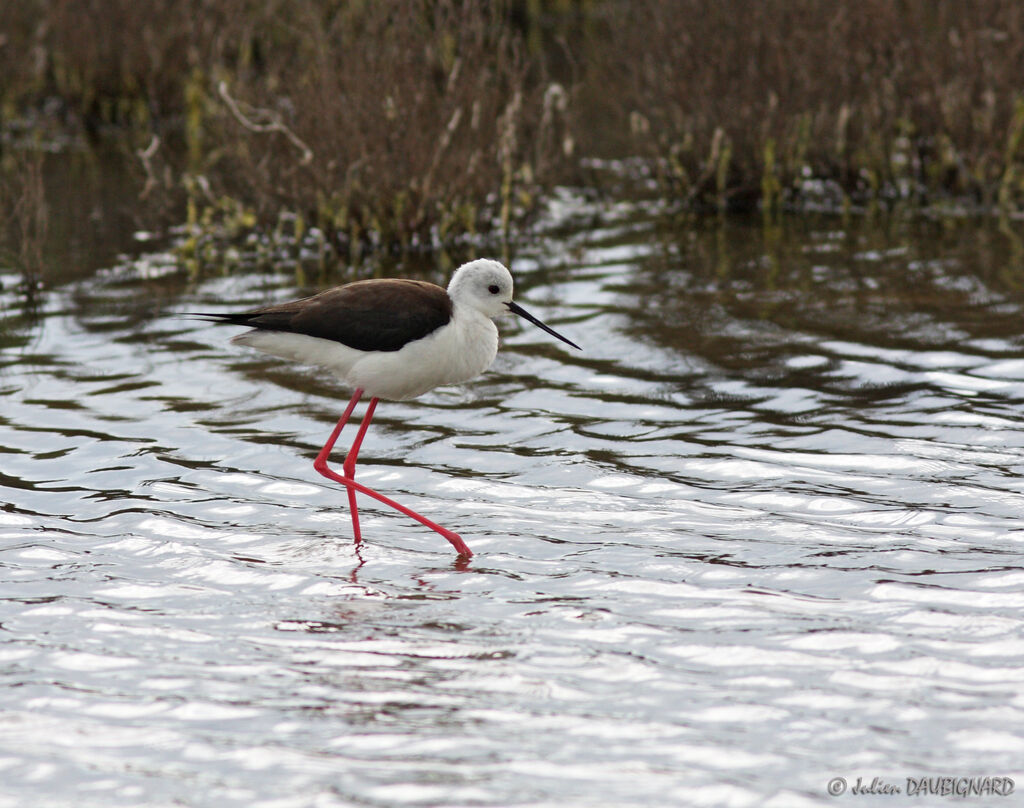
[[506, 300, 581, 350]]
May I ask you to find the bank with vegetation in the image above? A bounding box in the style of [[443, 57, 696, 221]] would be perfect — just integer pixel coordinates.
[[3, 0, 1024, 279]]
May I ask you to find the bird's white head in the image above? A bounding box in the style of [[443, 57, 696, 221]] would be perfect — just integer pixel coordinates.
[[447, 258, 581, 350], [447, 259, 515, 319]]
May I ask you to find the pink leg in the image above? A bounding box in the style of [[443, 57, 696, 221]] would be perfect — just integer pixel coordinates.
[[314, 389, 363, 467], [312, 390, 472, 557], [339, 396, 377, 542]]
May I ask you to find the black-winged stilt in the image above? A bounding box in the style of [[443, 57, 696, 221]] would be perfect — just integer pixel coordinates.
[[194, 258, 579, 557]]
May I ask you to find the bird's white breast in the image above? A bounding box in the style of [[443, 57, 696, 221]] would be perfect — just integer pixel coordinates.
[[347, 306, 499, 399], [233, 305, 500, 401]]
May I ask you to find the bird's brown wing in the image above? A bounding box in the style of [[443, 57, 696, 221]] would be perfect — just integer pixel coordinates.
[[199, 279, 453, 352]]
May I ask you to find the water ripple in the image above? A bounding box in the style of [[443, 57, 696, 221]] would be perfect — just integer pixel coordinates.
[[2, 213, 1024, 805]]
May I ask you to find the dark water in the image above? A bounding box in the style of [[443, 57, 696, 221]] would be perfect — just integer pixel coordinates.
[[3, 189, 1024, 806]]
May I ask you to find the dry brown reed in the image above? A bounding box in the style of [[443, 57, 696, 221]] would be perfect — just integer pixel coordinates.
[[3, 0, 1024, 270], [192, 1, 562, 255], [0, 150, 48, 288], [579, 0, 1024, 213], [2, 0, 570, 263]]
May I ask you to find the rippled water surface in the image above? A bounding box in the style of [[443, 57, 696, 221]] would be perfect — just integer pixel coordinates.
[[3, 197, 1024, 806]]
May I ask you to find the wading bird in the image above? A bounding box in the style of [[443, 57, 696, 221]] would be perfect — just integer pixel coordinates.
[[194, 259, 579, 557]]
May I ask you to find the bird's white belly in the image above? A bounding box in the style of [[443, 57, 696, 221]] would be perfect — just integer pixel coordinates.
[[350, 314, 499, 399], [232, 312, 499, 401]]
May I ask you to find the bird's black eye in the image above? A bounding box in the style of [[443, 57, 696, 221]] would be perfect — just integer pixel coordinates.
[[488, 284, 500, 294]]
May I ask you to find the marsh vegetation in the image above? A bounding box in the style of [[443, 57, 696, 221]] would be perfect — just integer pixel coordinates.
[[3, 0, 1024, 279]]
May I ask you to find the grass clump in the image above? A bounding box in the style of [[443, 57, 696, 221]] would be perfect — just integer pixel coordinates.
[[177, 2, 574, 262], [578, 0, 1024, 214], [1, 0, 574, 268]]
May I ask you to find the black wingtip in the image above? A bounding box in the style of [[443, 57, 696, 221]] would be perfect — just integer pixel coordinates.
[[181, 312, 249, 324]]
